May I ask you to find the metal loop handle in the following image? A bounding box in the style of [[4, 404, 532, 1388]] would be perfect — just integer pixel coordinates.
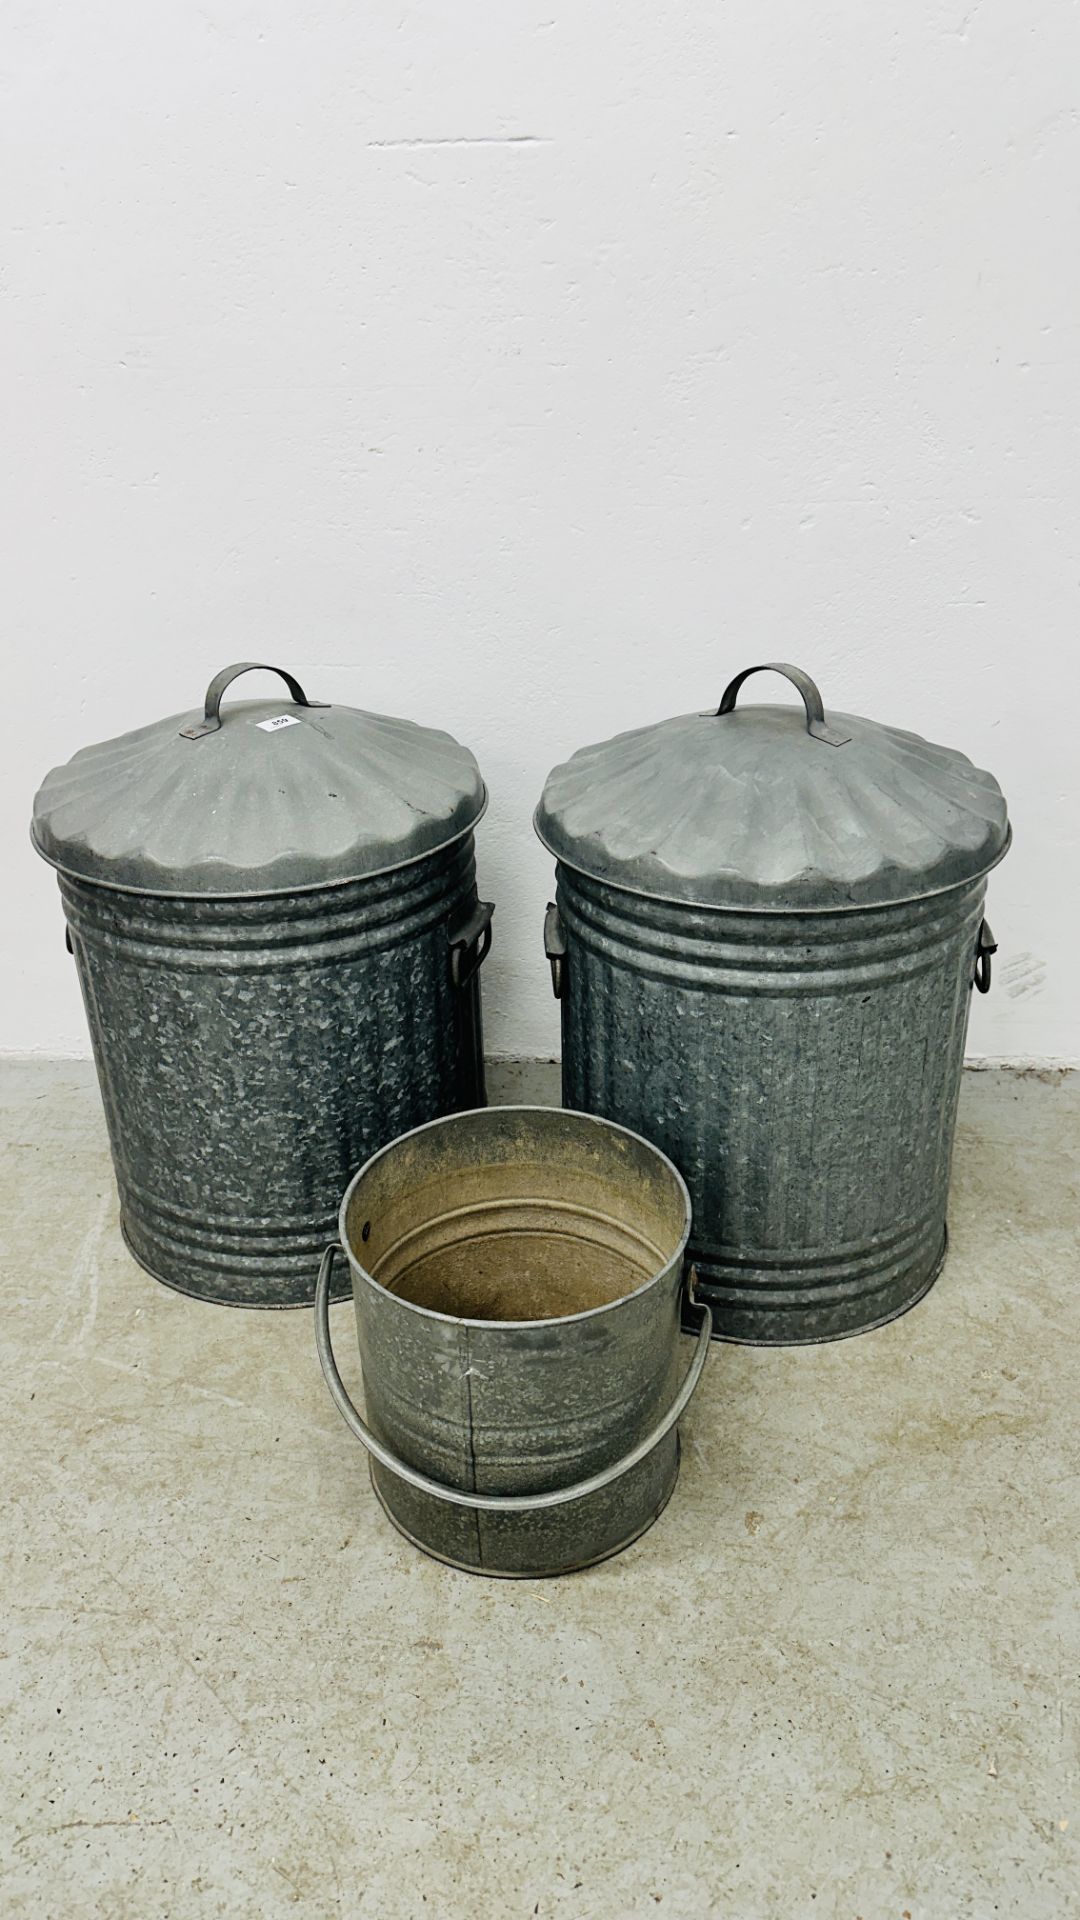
[[716, 662, 851, 747], [544, 902, 567, 1000], [448, 900, 495, 991], [974, 919, 997, 994], [315, 1245, 712, 1514], [180, 662, 326, 739]]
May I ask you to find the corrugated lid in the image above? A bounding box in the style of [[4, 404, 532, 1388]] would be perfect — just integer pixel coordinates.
[[33, 662, 487, 895], [536, 662, 1009, 910]]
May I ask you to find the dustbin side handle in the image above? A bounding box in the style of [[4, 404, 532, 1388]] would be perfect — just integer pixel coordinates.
[[544, 902, 567, 999], [716, 663, 851, 747], [974, 919, 997, 993], [448, 899, 494, 990]]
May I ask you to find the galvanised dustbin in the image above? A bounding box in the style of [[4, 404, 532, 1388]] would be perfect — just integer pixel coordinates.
[[315, 1106, 710, 1577], [32, 662, 493, 1307], [537, 662, 1010, 1346]]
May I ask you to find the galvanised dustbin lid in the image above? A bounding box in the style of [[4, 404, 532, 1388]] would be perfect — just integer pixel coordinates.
[[536, 661, 1010, 912], [32, 661, 487, 896]]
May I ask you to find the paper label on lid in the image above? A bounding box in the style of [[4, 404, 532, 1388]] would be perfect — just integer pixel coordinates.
[[256, 714, 301, 733]]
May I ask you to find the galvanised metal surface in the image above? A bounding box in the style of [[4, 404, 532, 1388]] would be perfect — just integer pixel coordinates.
[[538, 663, 1011, 1345], [32, 661, 488, 896], [549, 868, 991, 1343], [314, 1107, 709, 1578], [61, 837, 491, 1306], [33, 663, 494, 1308], [30, 668, 491, 1313], [535, 661, 1010, 913]]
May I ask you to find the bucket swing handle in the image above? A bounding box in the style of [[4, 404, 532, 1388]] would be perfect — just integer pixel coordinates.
[[314, 1246, 711, 1515]]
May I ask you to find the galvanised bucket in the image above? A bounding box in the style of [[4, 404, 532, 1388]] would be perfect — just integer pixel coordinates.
[[33, 663, 493, 1307], [538, 662, 1011, 1345], [315, 1106, 710, 1577]]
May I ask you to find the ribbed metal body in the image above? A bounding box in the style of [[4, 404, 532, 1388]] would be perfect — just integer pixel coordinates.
[[332, 1107, 695, 1576], [59, 836, 488, 1306], [555, 864, 989, 1344], [360, 1272, 681, 1576]]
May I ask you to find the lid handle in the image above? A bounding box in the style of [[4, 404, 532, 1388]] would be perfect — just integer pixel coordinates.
[[716, 662, 851, 748], [179, 662, 327, 739]]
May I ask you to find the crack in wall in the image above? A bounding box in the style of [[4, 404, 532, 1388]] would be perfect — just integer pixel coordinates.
[[365, 134, 550, 150]]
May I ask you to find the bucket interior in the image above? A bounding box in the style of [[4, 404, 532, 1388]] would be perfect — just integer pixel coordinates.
[[342, 1108, 689, 1323]]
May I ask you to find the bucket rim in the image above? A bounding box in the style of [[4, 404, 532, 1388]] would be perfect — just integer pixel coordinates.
[[335, 1104, 692, 1332]]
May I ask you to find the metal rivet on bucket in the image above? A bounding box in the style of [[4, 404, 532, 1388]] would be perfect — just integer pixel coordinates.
[[32, 662, 493, 1307], [315, 1106, 710, 1578], [536, 661, 1011, 1346]]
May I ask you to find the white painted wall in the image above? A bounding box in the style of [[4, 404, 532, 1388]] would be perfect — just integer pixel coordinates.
[[4, 2, 1078, 1064]]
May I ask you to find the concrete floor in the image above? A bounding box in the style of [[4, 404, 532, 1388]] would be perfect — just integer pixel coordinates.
[[1, 1060, 1078, 1920]]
